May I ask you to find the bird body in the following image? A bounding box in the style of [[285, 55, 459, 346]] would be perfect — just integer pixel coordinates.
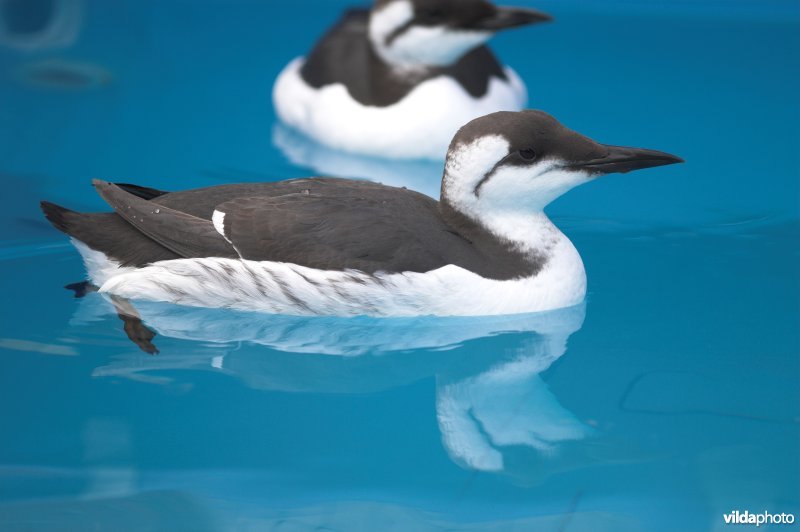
[[274, 55, 526, 160], [273, 0, 550, 159], [42, 110, 682, 317], [44, 178, 584, 316]]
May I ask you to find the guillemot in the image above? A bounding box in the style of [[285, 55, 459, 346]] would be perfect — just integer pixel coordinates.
[[273, 0, 551, 159], [40, 110, 682, 317]]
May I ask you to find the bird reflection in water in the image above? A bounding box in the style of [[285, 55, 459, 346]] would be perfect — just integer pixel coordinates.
[[70, 286, 593, 480]]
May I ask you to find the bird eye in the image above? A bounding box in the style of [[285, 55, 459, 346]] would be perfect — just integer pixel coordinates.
[[519, 148, 536, 160]]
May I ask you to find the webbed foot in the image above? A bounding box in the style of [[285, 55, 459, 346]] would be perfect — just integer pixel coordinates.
[[65, 281, 98, 298]]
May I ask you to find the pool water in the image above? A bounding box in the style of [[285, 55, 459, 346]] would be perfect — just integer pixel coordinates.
[[0, 0, 798, 530]]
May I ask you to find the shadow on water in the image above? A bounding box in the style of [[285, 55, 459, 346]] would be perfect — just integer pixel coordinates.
[[15, 58, 113, 90]]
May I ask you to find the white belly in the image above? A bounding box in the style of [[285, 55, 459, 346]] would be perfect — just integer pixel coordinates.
[[92, 238, 585, 317], [272, 57, 527, 160]]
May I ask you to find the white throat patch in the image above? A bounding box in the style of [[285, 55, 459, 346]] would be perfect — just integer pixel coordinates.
[[443, 136, 591, 253], [369, 0, 492, 67]]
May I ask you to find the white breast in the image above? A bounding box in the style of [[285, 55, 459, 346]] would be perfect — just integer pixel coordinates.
[[95, 233, 585, 318], [272, 57, 527, 160]]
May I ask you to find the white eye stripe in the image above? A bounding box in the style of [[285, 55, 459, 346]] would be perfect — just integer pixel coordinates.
[[475, 154, 560, 196], [474, 157, 508, 196], [384, 19, 415, 45]]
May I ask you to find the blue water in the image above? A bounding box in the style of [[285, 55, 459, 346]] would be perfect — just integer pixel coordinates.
[[1, 0, 798, 530]]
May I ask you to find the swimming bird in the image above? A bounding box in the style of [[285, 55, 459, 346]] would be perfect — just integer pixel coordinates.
[[41, 110, 682, 317], [273, 0, 551, 159]]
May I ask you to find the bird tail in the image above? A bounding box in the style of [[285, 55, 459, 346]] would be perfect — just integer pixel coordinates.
[[40, 181, 169, 241], [41, 201, 87, 237], [40, 198, 181, 270]]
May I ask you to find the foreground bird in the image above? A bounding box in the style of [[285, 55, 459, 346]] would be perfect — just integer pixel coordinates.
[[273, 0, 551, 159], [41, 110, 682, 316]]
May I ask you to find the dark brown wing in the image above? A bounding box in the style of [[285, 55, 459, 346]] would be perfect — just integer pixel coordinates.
[[47, 178, 532, 278], [213, 188, 477, 274], [151, 178, 396, 218], [93, 180, 237, 259]]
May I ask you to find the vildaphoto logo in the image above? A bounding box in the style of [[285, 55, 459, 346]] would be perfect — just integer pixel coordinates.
[[723, 510, 795, 526]]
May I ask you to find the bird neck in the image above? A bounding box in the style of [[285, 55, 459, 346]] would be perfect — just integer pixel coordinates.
[[439, 200, 567, 260]]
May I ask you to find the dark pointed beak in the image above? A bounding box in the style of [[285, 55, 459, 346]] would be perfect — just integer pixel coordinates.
[[569, 145, 684, 175], [471, 7, 553, 31]]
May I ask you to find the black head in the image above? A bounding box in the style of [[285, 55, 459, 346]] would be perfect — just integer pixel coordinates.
[[442, 110, 683, 212], [370, 0, 551, 66], [375, 0, 552, 33]]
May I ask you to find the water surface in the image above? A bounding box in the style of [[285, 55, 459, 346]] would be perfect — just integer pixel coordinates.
[[0, 0, 798, 530]]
